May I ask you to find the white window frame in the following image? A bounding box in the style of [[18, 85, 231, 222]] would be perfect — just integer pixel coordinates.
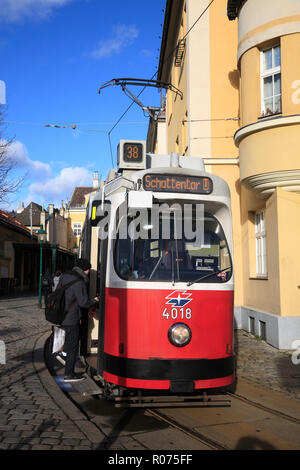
[[260, 45, 282, 117], [255, 211, 267, 277], [72, 223, 82, 237]]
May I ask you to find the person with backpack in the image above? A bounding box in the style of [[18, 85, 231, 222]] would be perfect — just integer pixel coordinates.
[[56, 258, 99, 382]]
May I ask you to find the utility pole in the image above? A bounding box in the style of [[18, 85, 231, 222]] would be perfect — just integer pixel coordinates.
[[30, 202, 33, 240]]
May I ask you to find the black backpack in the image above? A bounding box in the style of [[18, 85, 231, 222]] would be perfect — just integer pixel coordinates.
[[42, 274, 52, 288], [45, 278, 81, 325]]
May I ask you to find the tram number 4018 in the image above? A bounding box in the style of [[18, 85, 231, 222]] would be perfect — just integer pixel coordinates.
[[162, 307, 192, 320]]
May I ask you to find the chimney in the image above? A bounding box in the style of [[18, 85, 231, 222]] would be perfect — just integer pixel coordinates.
[[60, 200, 65, 217], [40, 208, 46, 230], [48, 204, 54, 216], [93, 171, 99, 189], [17, 201, 24, 214]]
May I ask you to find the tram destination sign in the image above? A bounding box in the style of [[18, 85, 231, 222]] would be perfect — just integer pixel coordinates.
[[143, 174, 213, 194]]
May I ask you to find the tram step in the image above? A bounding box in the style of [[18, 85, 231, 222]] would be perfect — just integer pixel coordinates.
[[112, 394, 231, 408], [60, 373, 103, 396]]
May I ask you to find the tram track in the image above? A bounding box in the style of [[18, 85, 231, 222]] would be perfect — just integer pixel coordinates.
[[226, 391, 300, 426], [44, 337, 300, 450], [55, 361, 300, 450], [144, 388, 300, 451], [146, 408, 230, 450]]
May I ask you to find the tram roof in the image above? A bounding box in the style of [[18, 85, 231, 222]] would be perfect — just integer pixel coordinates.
[[89, 154, 231, 209]]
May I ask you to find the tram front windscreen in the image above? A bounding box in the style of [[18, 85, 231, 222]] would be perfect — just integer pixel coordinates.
[[114, 208, 232, 284]]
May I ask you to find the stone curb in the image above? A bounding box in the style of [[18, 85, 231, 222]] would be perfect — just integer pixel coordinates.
[[33, 331, 105, 444]]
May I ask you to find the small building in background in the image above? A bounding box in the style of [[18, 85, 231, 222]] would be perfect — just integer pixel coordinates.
[[1, 171, 102, 293], [5, 201, 75, 293], [0, 210, 38, 293], [67, 171, 102, 253]]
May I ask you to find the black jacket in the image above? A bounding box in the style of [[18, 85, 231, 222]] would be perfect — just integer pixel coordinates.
[[58, 267, 97, 326], [42, 272, 53, 291]]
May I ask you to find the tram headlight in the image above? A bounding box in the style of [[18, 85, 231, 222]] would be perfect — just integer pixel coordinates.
[[168, 323, 191, 347]]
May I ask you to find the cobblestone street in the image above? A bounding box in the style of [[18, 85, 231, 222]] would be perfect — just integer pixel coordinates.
[[0, 295, 299, 450], [0, 296, 105, 450], [235, 329, 300, 402]]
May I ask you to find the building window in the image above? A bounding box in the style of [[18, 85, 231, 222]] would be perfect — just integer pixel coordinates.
[[261, 45, 281, 117], [72, 223, 82, 237], [255, 211, 267, 276]]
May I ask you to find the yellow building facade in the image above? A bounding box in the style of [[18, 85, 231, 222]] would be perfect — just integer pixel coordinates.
[[67, 172, 101, 253], [150, 0, 300, 348], [67, 188, 94, 253]]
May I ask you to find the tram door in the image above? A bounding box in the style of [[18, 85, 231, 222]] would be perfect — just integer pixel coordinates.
[[80, 226, 101, 357]]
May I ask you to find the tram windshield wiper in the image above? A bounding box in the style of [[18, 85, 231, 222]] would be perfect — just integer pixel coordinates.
[[186, 266, 232, 286], [149, 252, 163, 280], [171, 244, 175, 285]]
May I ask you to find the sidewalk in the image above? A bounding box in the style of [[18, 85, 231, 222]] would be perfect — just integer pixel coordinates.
[[0, 295, 299, 450], [0, 295, 105, 450], [235, 329, 300, 401]]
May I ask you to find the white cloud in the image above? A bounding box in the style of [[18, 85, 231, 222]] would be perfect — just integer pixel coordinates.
[[92, 24, 139, 59], [0, 80, 6, 105], [2, 139, 52, 179], [3, 140, 95, 209], [29, 166, 93, 205], [0, 0, 75, 23]]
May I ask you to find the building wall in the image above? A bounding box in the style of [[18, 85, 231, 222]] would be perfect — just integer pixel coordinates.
[[209, 0, 240, 159], [155, 117, 168, 155], [281, 33, 300, 115], [232, 0, 300, 347], [186, 0, 211, 158], [0, 223, 40, 291], [0, 225, 34, 277], [239, 37, 300, 126], [184, 0, 240, 157], [237, 120, 300, 184], [237, 0, 300, 61], [67, 189, 98, 252], [47, 213, 68, 249], [276, 188, 300, 317], [241, 187, 281, 315], [67, 209, 87, 251], [166, 2, 188, 155]]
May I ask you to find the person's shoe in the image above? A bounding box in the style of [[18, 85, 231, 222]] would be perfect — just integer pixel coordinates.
[[55, 352, 66, 366], [64, 373, 85, 382]]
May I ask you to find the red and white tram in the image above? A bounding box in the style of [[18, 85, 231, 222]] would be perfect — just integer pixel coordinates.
[[81, 141, 235, 405]]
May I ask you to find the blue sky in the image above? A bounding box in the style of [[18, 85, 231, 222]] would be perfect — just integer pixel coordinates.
[[0, 0, 165, 210]]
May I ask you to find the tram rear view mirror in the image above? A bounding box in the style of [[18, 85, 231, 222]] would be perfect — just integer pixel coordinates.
[[90, 200, 111, 226], [128, 191, 153, 211]]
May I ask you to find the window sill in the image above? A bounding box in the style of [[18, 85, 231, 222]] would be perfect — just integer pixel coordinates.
[[249, 276, 268, 280], [258, 112, 282, 121]]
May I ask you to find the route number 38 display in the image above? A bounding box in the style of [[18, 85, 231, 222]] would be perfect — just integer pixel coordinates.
[[123, 143, 143, 162]]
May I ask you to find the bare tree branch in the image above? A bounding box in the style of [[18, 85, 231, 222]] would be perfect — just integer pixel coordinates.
[[0, 105, 24, 205]]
